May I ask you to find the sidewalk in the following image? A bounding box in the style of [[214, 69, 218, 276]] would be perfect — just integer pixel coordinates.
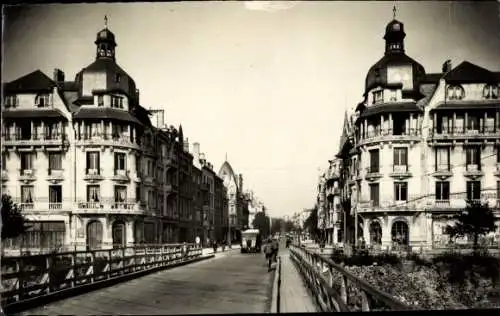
[[278, 249, 318, 313], [202, 244, 241, 256]]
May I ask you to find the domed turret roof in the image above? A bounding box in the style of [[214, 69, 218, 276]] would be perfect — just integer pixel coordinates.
[[363, 16, 426, 95], [95, 28, 116, 45]]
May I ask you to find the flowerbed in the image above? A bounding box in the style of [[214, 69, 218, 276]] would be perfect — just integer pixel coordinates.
[[330, 251, 500, 310]]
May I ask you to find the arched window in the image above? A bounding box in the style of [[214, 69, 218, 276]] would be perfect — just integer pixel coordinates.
[[87, 221, 103, 251], [483, 84, 499, 99], [447, 85, 465, 100], [369, 221, 382, 245], [391, 221, 409, 245]]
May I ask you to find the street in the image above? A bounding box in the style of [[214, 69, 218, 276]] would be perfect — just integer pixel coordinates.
[[19, 251, 274, 315]]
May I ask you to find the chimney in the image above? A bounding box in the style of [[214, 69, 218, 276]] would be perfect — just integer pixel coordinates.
[[183, 137, 189, 152], [192, 142, 200, 162], [53, 68, 65, 82], [442, 60, 452, 73], [200, 152, 206, 165], [157, 110, 165, 129]]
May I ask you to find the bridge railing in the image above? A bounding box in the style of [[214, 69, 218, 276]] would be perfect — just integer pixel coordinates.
[[1, 243, 202, 307], [289, 244, 415, 312]]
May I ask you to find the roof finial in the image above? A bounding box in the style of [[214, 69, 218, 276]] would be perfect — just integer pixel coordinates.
[[104, 15, 108, 28], [225, 152, 228, 161], [393, 5, 397, 20]]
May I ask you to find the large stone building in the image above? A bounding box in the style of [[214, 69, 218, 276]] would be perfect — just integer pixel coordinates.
[[1, 22, 227, 253], [320, 14, 500, 251], [218, 159, 248, 243]]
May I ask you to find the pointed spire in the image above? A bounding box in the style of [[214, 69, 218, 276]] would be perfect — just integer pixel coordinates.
[[393, 5, 397, 20], [104, 15, 108, 28], [225, 152, 228, 161]]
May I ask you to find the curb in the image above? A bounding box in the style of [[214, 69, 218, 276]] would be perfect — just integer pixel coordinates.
[[270, 256, 281, 313], [3, 254, 215, 314]]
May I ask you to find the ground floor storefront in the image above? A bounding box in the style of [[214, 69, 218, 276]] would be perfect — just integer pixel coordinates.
[[2, 212, 205, 255]]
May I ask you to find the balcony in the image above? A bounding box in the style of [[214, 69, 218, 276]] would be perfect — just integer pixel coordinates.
[[429, 125, 500, 142], [365, 166, 382, 181], [432, 165, 453, 179], [358, 128, 420, 147], [19, 202, 34, 210], [389, 164, 412, 179], [74, 200, 145, 215], [2, 132, 69, 149], [76, 133, 140, 151], [463, 164, 484, 178], [112, 169, 130, 182], [83, 168, 104, 182], [47, 169, 64, 182], [19, 169, 36, 182], [358, 199, 417, 212], [48, 202, 63, 210]]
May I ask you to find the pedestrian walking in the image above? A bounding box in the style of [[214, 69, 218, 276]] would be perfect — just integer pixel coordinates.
[[264, 238, 273, 271]]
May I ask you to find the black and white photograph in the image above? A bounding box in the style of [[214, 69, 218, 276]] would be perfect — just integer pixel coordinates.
[[1, 1, 500, 314]]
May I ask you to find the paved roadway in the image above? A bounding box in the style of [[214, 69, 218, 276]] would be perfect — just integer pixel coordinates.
[[19, 250, 274, 315]]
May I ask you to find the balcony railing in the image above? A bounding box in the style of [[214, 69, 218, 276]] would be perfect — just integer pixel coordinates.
[[76, 132, 139, 149], [48, 202, 63, 209], [359, 128, 420, 144], [19, 203, 34, 210], [430, 125, 499, 138]]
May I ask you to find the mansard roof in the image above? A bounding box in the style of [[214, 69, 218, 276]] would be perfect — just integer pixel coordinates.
[[444, 61, 499, 84], [4, 70, 56, 94]]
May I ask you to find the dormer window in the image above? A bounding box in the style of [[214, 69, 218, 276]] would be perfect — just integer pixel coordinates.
[[372, 90, 384, 104], [111, 96, 123, 109], [36, 94, 50, 107], [115, 73, 121, 83], [389, 43, 401, 50], [4, 95, 18, 108], [447, 85, 464, 100], [97, 95, 104, 107], [483, 84, 499, 99]]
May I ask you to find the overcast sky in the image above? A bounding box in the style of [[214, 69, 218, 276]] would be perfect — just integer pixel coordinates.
[[3, 1, 500, 218]]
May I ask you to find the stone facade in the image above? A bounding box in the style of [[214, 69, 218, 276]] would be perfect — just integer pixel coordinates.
[[318, 15, 500, 251], [1, 23, 226, 254]]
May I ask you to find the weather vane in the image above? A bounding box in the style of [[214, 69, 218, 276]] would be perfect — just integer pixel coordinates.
[[104, 15, 108, 28], [393, 5, 397, 20]]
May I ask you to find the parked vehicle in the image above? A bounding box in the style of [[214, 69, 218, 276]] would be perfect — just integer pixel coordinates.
[[241, 229, 262, 253]]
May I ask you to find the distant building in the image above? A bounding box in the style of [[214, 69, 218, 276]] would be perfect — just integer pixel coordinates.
[[218, 159, 247, 242]]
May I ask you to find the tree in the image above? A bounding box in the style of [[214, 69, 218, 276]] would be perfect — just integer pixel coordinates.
[[445, 200, 497, 251], [270, 217, 284, 235], [252, 212, 270, 238], [1, 194, 28, 240], [303, 206, 320, 240]]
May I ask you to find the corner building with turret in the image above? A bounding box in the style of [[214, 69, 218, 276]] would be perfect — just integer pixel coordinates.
[[1, 23, 211, 254], [334, 15, 500, 251]]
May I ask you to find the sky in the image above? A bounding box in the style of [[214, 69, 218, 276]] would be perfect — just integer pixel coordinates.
[[3, 1, 500, 218]]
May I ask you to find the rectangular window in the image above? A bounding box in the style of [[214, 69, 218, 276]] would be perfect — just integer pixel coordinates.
[[369, 149, 379, 173], [111, 96, 123, 109], [466, 146, 481, 169], [87, 185, 100, 202], [49, 185, 62, 209], [136, 186, 141, 202], [114, 152, 126, 170], [114, 185, 127, 203], [435, 147, 450, 171], [21, 185, 34, 203], [372, 90, 383, 104], [466, 181, 481, 201], [36, 95, 49, 107], [497, 146, 500, 163], [23, 221, 65, 249], [393, 147, 408, 166], [435, 181, 450, 201], [394, 182, 408, 201], [4, 95, 18, 108], [48, 152, 62, 171], [86, 151, 100, 173], [97, 95, 104, 106], [369, 183, 380, 207], [20, 153, 34, 170]]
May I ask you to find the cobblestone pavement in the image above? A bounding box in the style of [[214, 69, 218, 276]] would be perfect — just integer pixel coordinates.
[[20, 250, 274, 315]]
